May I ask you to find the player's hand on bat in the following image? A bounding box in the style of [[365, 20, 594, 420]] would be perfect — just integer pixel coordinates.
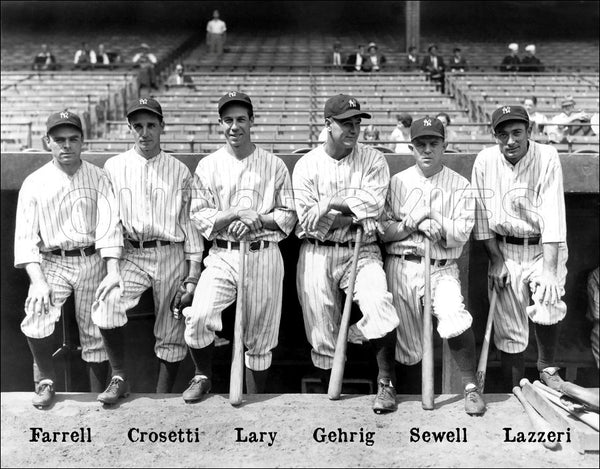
[[171, 279, 196, 319], [417, 218, 442, 242], [95, 271, 124, 302], [25, 280, 54, 315], [359, 217, 383, 237], [237, 209, 262, 232], [488, 258, 511, 289], [228, 220, 250, 239], [529, 270, 560, 305], [304, 199, 331, 232]]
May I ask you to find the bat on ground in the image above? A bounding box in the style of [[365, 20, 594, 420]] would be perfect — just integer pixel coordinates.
[[513, 385, 560, 450]]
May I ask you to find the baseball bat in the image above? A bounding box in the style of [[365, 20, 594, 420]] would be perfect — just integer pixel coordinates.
[[328, 227, 363, 400], [512, 386, 560, 450], [422, 236, 434, 410], [476, 287, 498, 393], [560, 381, 599, 413], [229, 240, 248, 406]]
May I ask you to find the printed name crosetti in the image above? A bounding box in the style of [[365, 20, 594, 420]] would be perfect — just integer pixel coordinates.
[[128, 428, 201, 443]]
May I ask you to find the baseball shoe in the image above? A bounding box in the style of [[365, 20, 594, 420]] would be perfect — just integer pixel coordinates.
[[183, 375, 211, 403], [32, 379, 55, 408], [464, 383, 486, 415], [373, 379, 397, 414], [540, 367, 565, 392], [97, 376, 129, 405]]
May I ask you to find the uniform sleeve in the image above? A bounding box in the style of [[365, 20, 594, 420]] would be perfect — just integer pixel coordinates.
[[538, 150, 566, 243], [444, 180, 476, 249], [587, 268, 600, 322], [272, 161, 297, 237], [471, 155, 494, 241], [344, 150, 389, 221], [95, 171, 123, 259], [14, 180, 42, 268], [190, 162, 221, 239], [380, 177, 400, 233], [180, 171, 205, 262]]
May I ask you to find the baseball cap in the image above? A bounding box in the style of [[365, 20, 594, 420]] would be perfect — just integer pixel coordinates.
[[218, 91, 253, 115], [46, 110, 83, 134], [324, 94, 371, 120], [126, 97, 163, 118], [491, 105, 530, 131], [410, 117, 445, 141]]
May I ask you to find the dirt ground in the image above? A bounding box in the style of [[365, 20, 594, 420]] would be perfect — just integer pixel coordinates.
[[1, 392, 597, 468]]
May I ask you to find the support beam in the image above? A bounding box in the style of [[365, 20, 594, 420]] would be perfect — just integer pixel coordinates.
[[405, 1, 420, 53]]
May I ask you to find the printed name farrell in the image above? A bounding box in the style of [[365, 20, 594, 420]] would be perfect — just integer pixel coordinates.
[[30, 427, 91, 443]]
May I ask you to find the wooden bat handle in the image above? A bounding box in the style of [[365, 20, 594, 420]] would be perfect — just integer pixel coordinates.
[[328, 227, 363, 400], [229, 240, 247, 406], [476, 288, 498, 392], [513, 386, 559, 450], [422, 236, 434, 410], [561, 382, 600, 412]]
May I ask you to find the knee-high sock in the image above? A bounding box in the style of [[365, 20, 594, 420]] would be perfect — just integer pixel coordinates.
[[99, 327, 126, 380], [245, 369, 269, 394], [535, 323, 560, 371], [27, 337, 56, 383], [501, 351, 525, 390], [447, 329, 477, 388], [88, 361, 109, 393], [371, 330, 397, 386], [318, 368, 331, 390], [188, 343, 214, 378], [156, 359, 181, 393]]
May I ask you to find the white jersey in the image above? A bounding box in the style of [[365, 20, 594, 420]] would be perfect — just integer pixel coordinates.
[[206, 19, 227, 34]]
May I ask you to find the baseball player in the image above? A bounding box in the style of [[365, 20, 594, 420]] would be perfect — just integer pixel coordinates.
[[181, 91, 296, 402], [293, 94, 400, 414], [380, 117, 485, 415], [471, 105, 569, 391], [14, 111, 122, 407], [94, 97, 204, 404]]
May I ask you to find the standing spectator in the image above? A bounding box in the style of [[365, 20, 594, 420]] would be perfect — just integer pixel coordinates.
[[500, 43, 520, 72], [345, 44, 365, 72], [523, 96, 548, 138], [405, 46, 419, 70], [449, 47, 468, 73], [329, 41, 343, 67], [94, 44, 111, 67], [421, 44, 446, 92], [521, 45, 545, 73], [206, 9, 227, 55], [363, 42, 386, 72], [390, 113, 413, 154], [545, 96, 591, 143], [166, 63, 194, 88], [132, 43, 158, 90], [32, 44, 57, 71], [74, 42, 94, 69], [435, 112, 461, 152]]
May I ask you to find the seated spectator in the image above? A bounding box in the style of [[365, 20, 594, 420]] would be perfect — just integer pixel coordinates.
[[363, 124, 380, 142], [405, 46, 419, 70], [421, 44, 446, 92], [345, 44, 365, 72], [521, 44, 545, 73], [363, 42, 386, 72], [390, 113, 413, 154], [330, 41, 343, 67], [546, 96, 591, 143], [449, 47, 468, 73], [32, 44, 57, 71], [94, 44, 111, 67], [166, 63, 194, 88], [132, 43, 158, 90], [435, 112, 461, 152], [500, 43, 520, 72], [74, 42, 94, 69], [523, 96, 548, 138]]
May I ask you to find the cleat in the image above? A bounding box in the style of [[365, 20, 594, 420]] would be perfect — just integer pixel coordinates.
[[97, 376, 129, 405], [540, 367, 564, 392], [464, 383, 486, 415], [32, 379, 55, 408], [373, 379, 398, 414], [182, 375, 211, 403]]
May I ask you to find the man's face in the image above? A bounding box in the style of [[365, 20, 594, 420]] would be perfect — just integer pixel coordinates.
[[47, 125, 83, 169], [213, 10, 219, 19], [327, 116, 361, 149], [128, 111, 164, 156], [523, 99, 535, 113], [176, 65, 183, 75], [494, 121, 530, 161], [562, 103, 575, 115], [409, 136, 446, 174], [430, 47, 438, 56], [219, 104, 253, 149]]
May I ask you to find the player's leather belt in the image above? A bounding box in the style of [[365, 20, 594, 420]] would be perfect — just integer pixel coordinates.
[[128, 239, 175, 249], [214, 239, 271, 251], [305, 238, 362, 248], [496, 234, 541, 245], [394, 253, 449, 267], [50, 246, 96, 257]]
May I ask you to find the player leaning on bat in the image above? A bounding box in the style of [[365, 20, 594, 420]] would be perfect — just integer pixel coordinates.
[[471, 105, 569, 391], [380, 117, 486, 415], [293, 94, 400, 414], [181, 92, 297, 403]]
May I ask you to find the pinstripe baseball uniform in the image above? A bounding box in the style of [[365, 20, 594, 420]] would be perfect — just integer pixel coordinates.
[[587, 267, 599, 368], [293, 143, 399, 369], [99, 148, 204, 362], [472, 140, 568, 353], [185, 146, 296, 371], [15, 160, 121, 362], [382, 165, 475, 365]]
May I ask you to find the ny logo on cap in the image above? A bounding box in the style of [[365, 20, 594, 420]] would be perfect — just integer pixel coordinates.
[[228, 91, 237, 97], [423, 119, 432, 126], [348, 99, 356, 108], [60, 112, 69, 119], [139, 98, 148, 105], [502, 106, 511, 114]]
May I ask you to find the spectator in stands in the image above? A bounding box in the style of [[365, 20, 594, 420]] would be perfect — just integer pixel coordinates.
[[166, 63, 194, 88], [363, 124, 380, 143], [449, 47, 468, 73], [94, 44, 111, 68], [32, 44, 57, 71], [390, 113, 413, 154], [521, 44, 544, 73], [345, 44, 366, 72], [363, 42, 386, 72], [132, 43, 158, 91], [500, 43, 520, 72], [523, 96, 548, 138], [421, 44, 446, 93], [74, 42, 94, 69], [546, 96, 591, 143], [206, 9, 227, 55], [405, 46, 419, 70], [435, 112, 461, 152], [330, 41, 343, 68]]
